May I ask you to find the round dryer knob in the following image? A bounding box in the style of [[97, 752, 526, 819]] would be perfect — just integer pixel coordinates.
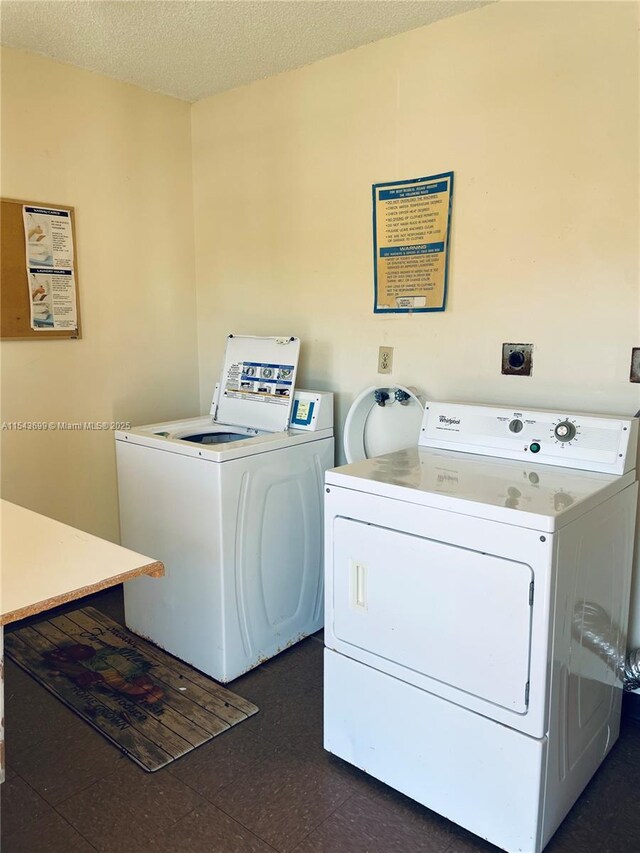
[[554, 421, 576, 442]]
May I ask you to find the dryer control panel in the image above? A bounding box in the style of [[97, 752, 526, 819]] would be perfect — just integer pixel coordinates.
[[419, 401, 638, 475]]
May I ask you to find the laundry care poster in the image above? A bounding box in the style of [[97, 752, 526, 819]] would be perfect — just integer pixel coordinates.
[[23, 205, 78, 331], [373, 172, 453, 314]]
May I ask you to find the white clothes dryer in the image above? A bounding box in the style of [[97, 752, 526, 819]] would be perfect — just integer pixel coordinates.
[[324, 401, 638, 853], [116, 335, 334, 683]]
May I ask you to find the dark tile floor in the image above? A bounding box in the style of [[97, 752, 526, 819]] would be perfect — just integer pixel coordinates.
[[2, 586, 640, 853]]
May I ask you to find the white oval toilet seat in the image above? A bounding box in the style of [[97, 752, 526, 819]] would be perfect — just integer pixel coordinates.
[[343, 385, 425, 463]]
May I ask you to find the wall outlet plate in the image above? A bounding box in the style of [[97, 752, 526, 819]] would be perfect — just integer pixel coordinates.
[[502, 343, 533, 376], [630, 348, 640, 383], [378, 346, 393, 374]]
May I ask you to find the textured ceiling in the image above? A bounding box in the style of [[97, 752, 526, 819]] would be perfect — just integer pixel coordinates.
[[0, 0, 491, 102]]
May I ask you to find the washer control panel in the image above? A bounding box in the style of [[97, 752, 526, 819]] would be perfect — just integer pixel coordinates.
[[419, 401, 638, 475], [289, 390, 334, 432]]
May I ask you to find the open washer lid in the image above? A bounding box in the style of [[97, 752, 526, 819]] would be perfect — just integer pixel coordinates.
[[343, 385, 425, 463], [212, 335, 300, 432]]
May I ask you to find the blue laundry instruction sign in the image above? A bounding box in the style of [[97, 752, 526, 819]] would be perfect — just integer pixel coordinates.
[[373, 172, 453, 313]]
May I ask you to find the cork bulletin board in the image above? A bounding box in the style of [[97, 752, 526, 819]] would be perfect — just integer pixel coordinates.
[[1, 197, 82, 340]]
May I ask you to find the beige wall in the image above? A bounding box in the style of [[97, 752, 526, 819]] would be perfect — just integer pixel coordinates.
[[0, 48, 199, 540], [191, 2, 640, 637], [192, 0, 639, 422]]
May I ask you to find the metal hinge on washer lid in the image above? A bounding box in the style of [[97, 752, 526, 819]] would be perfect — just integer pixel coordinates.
[[210, 383, 221, 420], [227, 334, 295, 344]]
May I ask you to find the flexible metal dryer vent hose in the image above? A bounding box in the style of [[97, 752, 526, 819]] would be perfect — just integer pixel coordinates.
[[574, 602, 640, 692], [624, 648, 640, 693]]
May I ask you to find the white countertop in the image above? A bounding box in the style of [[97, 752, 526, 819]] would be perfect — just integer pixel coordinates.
[[0, 499, 163, 625]]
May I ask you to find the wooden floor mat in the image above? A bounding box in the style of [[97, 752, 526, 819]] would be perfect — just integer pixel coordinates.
[[5, 606, 258, 771]]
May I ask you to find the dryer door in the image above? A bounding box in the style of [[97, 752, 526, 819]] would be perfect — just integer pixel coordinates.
[[331, 518, 533, 713]]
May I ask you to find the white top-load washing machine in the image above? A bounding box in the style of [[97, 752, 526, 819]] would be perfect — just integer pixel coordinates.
[[324, 401, 638, 853], [116, 335, 334, 683]]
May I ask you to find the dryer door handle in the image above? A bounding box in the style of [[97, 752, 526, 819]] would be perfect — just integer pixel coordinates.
[[350, 560, 367, 611]]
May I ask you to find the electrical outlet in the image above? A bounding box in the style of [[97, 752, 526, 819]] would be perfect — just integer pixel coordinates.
[[502, 343, 533, 377], [378, 346, 393, 374]]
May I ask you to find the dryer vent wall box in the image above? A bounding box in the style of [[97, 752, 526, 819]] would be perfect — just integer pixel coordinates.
[[115, 335, 334, 683], [324, 401, 638, 853]]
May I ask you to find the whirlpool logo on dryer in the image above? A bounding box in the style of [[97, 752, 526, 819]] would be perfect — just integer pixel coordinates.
[[437, 415, 461, 430]]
